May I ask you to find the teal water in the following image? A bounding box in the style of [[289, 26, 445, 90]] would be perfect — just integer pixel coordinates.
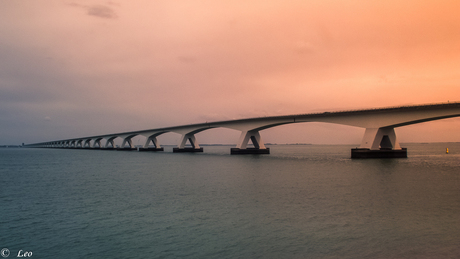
[[1, 144, 459, 258]]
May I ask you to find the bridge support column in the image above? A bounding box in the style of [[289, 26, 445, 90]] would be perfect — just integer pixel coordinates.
[[118, 136, 136, 151], [93, 138, 102, 149], [83, 139, 91, 149], [173, 133, 203, 153], [352, 127, 407, 158], [231, 130, 270, 154], [104, 137, 117, 150], [139, 135, 164, 151]]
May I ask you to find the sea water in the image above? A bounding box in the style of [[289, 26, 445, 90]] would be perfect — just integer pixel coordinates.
[[0, 143, 459, 258]]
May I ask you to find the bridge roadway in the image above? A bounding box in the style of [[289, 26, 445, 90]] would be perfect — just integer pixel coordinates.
[[25, 102, 460, 158]]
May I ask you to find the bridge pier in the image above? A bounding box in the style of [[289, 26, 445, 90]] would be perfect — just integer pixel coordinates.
[[173, 133, 203, 153], [117, 135, 137, 151], [83, 139, 92, 149], [351, 148, 407, 158], [352, 127, 407, 158], [93, 138, 103, 149], [104, 136, 117, 150], [231, 130, 270, 154], [139, 134, 164, 151]]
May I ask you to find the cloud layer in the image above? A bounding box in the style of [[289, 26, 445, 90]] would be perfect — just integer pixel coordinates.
[[1, 0, 460, 145]]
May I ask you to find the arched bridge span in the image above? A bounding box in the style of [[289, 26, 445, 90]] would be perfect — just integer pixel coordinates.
[[25, 102, 460, 158]]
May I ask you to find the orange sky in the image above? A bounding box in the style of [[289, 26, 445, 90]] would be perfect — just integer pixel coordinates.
[[1, 0, 460, 145]]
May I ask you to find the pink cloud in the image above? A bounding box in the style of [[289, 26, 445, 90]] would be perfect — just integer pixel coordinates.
[[1, 0, 459, 144]]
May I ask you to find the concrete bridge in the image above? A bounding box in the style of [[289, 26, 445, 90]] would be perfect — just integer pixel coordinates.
[[25, 102, 460, 158]]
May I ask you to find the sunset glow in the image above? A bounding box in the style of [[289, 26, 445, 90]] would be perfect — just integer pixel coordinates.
[[1, 0, 459, 145]]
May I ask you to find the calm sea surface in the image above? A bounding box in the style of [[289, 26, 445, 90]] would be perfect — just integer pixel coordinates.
[[1, 143, 459, 258]]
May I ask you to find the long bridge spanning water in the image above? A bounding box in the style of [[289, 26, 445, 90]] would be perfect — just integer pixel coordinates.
[[25, 102, 460, 158]]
